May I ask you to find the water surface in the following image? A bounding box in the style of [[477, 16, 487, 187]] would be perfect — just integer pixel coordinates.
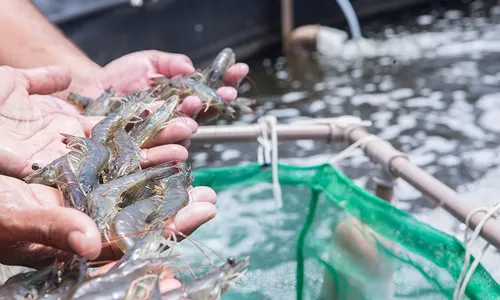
[[187, 1, 500, 298]]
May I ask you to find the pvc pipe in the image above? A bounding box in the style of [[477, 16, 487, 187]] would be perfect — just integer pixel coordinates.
[[346, 127, 500, 250], [281, 0, 294, 53], [191, 124, 344, 143], [191, 124, 500, 248]]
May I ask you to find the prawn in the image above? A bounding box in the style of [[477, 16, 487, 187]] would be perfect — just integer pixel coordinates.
[[161, 256, 250, 300], [110, 167, 193, 253], [61, 133, 110, 194], [23, 152, 82, 187], [66, 92, 93, 111], [83, 87, 116, 116], [90, 99, 145, 145], [86, 161, 181, 237], [54, 155, 87, 212], [128, 95, 180, 147], [203, 47, 236, 89], [102, 127, 144, 182]]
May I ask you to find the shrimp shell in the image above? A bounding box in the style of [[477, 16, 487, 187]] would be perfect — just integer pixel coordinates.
[[90, 100, 144, 145], [128, 95, 180, 147], [62, 133, 110, 195], [83, 87, 116, 116], [86, 162, 180, 235], [161, 256, 249, 300], [54, 155, 87, 212], [204, 47, 235, 89], [103, 127, 143, 182]]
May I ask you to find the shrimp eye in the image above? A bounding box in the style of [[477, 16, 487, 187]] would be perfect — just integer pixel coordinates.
[[31, 163, 40, 170], [227, 257, 236, 266]]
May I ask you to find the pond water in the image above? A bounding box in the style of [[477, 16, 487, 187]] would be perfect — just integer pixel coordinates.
[[186, 0, 500, 298]]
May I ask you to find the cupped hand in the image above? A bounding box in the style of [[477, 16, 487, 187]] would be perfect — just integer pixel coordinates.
[[0, 66, 217, 267], [0, 66, 194, 180], [73, 50, 249, 117], [0, 175, 216, 269]]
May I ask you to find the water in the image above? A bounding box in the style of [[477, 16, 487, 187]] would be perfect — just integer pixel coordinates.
[[186, 1, 500, 298]]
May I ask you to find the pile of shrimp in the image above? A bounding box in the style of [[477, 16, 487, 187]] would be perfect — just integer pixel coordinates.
[[0, 48, 250, 300]]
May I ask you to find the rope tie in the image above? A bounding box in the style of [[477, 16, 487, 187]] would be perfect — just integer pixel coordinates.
[[257, 116, 283, 209], [453, 202, 500, 300], [328, 134, 378, 166]]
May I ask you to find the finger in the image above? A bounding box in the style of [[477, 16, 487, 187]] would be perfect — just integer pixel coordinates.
[[160, 277, 182, 294], [177, 96, 203, 117], [147, 51, 195, 78], [216, 86, 238, 103], [165, 202, 217, 237], [177, 139, 191, 148], [224, 63, 249, 88], [140, 144, 188, 168], [10, 206, 101, 260], [189, 186, 217, 205], [21, 66, 72, 95], [142, 117, 197, 149], [80, 116, 104, 137]]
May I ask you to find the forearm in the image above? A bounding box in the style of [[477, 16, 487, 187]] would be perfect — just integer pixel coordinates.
[[0, 0, 101, 95]]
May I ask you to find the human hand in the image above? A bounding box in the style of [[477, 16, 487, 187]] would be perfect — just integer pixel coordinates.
[[0, 66, 217, 266], [0, 175, 216, 270], [0, 65, 192, 179], [71, 50, 249, 117]]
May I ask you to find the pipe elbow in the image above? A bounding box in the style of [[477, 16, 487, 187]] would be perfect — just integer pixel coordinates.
[[286, 24, 321, 55]]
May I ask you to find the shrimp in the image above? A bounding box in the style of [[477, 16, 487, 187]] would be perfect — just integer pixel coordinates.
[[23, 152, 82, 187], [68, 232, 172, 300], [203, 47, 235, 89], [161, 256, 250, 300], [86, 161, 181, 237], [0, 265, 57, 300], [103, 127, 144, 182], [181, 79, 236, 120], [54, 155, 87, 212], [68, 263, 168, 300], [38, 256, 87, 300], [66, 92, 93, 110], [123, 274, 159, 300], [90, 99, 145, 144], [61, 133, 110, 194], [128, 95, 180, 147], [146, 166, 193, 224], [110, 195, 163, 253], [111, 167, 193, 253], [83, 87, 116, 116]]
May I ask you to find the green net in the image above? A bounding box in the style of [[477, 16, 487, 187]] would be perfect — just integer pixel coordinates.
[[192, 163, 500, 300]]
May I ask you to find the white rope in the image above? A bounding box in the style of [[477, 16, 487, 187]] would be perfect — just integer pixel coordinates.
[[453, 202, 500, 300], [328, 134, 378, 166], [257, 116, 283, 209]]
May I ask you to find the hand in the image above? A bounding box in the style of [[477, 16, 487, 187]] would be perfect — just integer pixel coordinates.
[[72, 50, 249, 117], [0, 66, 193, 179], [0, 66, 217, 267], [0, 175, 216, 269]]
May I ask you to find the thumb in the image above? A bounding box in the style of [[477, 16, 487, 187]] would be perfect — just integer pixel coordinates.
[[20, 65, 72, 95], [12, 207, 102, 260]]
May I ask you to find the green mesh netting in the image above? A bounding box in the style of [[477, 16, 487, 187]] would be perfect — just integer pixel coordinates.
[[192, 163, 500, 300]]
